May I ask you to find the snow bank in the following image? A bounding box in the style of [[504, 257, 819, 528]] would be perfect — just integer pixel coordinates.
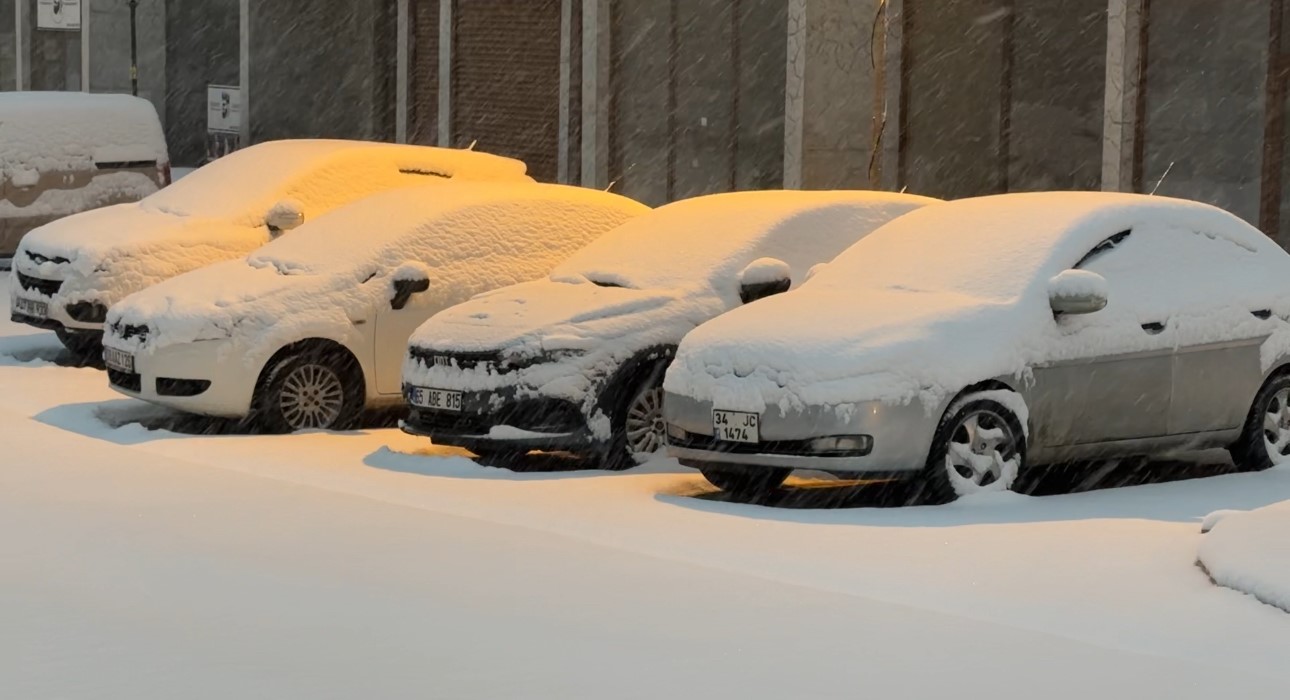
[[106, 183, 647, 361], [1198, 500, 1290, 612], [0, 92, 166, 179], [13, 140, 535, 310], [665, 192, 1290, 416]]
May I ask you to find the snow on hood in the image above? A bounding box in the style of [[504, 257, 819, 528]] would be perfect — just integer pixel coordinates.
[[417, 278, 698, 353], [0, 92, 167, 179], [551, 189, 938, 300], [665, 192, 1290, 415]]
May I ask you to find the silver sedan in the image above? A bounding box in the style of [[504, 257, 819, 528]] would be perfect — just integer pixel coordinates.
[[663, 192, 1290, 502]]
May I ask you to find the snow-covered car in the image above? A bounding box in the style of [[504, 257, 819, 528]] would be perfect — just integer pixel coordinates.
[[100, 182, 646, 432], [400, 190, 939, 468], [1, 92, 170, 264], [663, 192, 1290, 501], [9, 139, 531, 360]]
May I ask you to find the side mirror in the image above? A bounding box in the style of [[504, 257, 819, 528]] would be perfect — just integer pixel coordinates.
[[265, 200, 305, 234], [738, 258, 792, 304], [390, 265, 431, 310], [1048, 269, 1108, 316]]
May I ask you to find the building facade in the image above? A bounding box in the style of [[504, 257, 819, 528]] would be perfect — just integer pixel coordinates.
[[5, 0, 1290, 244]]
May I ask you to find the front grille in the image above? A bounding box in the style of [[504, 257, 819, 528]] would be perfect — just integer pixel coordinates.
[[15, 272, 62, 297], [108, 369, 142, 392], [667, 431, 871, 458], [408, 398, 584, 434], [156, 377, 211, 397], [408, 347, 518, 374], [109, 321, 150, 344]]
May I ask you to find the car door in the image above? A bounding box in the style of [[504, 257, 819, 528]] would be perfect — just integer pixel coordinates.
[[1028, 230, 1175, 448], [373, 275, 443, 396]]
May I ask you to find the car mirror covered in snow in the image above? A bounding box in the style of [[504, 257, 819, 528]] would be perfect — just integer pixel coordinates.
[[265, 199, 306, 234], [390, 262, 432, 310], [738, 257, 792, 304], [1048, 269, 1108, 316]]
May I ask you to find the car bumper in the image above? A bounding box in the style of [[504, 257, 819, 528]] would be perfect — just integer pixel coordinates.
[[8, 276, 106, 333], [400, 384, 596, 453], [662, 391, 940, 474], [103, 337, 257, 418]]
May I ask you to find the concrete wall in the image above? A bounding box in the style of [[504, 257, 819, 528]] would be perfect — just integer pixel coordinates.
[[88, 0, 166, 110], [249, 0, 397, 143], [0, 4, 16, 91], [1142, 0, 1269, 226], [164, 0, 238, 166]]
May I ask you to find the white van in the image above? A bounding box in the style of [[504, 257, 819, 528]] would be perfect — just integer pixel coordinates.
[[1, 92, 170, 264]]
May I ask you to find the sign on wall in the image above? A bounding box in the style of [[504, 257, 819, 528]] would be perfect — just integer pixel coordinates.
[[206, 85, 243, 162], [37, 0, 82, 31]]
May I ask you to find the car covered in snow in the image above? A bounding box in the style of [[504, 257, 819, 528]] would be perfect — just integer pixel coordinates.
[[99, 182, 646, 432], [1, 92, 170, 264], [400, 190, 939, 468], [662, 192, 1290, 501], [9, 139, 531, 360]]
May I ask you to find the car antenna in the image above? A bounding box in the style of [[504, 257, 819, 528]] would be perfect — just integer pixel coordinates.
[[466, 139, 478, 151], [1149, 161, 1174, 196], [604, 179, 618, 193]]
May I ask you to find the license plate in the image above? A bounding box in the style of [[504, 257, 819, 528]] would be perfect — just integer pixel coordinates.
[[103, 347, 135, 374], [713, 409, 760, 443], [14, 296, 47, 319], [410, 386, 463, 412]]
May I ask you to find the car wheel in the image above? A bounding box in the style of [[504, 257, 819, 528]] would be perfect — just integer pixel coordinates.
[[1229, 373, 1290, 471], [55, 329, 102, 365], [699, 464, 790, 499], [601, 370, 668, 470], [921, 396, 1025, 503], [255, 348, 363, 433]]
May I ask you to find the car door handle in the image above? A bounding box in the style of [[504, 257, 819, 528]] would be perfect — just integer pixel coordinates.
[[1141, 321, 1165, 334], [1252, 309, 1273, 320]]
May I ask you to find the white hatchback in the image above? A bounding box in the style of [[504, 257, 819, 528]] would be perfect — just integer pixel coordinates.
[[102, 182, 647, 432]]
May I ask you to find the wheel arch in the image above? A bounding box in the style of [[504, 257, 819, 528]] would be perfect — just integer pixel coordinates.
[[254, 337, 368, 405], [595, 344, 677, 416]]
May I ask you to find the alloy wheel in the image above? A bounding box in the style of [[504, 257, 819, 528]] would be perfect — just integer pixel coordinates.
[[1261, 387, 1290, 464], [943, 407, 1020, 495], [279, 363, 346, 430], [624, 385, 666, 457]]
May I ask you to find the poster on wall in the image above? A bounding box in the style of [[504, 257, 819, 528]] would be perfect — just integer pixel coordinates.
[[37, 0, 82, 31], [206, 85, 242, 162]]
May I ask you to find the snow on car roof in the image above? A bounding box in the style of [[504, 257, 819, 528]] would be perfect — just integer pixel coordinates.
[[0, 92, 167, 174], [551, 190, 939, 291], [248, 181, 649, 276], [142, 139, 531, 221], [808, 191, 1277, 301]]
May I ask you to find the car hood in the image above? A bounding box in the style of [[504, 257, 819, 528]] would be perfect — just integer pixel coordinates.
[[106, 259, 375, 352], [664, 286, 1040, 411], [14, 202, 269, 304]]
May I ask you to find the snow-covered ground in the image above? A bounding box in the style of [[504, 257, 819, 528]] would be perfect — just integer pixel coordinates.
[[3, 269, 1290, 698], [1199, 501, 1290, 613]]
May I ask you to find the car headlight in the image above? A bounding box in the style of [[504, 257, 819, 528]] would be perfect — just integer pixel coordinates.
[[806, 435, 873, 456]]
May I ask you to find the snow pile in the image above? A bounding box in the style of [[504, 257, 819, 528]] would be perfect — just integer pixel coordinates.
[[105, 183, 647, 361], [1198, 500, 1290, 612], [0, 92, 166, 179], [405, 190, 937, 437], [665, 192, 1290, 416], [12, 140, 535, 310]]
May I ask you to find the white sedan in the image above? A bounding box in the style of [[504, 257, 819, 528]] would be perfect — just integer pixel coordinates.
[[101, 182, 647, 432], [664, 192, 1290, 501], [10, 139, 531, 360]]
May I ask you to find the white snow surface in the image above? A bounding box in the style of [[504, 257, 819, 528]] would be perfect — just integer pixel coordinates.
[[1047, 268, 1108, 302], [11, 140, 533, 309], [7, 282, 1290, 696], [0, 92, 167, 177], [404, 191, 937, 426], [1198, 501, 1290, 612], [665, 192, 1290, 415], [105, 183, 648, 357], [739, 256, 792, 285], [6, 279, 1290, 698]]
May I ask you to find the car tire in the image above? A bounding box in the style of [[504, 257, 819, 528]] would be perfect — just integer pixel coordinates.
[[699, 464, 790, 499], [1229, 373, 1290, 472], [600, 364, 669, 471], [920, 395, 1026, 504], [55, 329, 103, 366], [253, 346, 363, 433]]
